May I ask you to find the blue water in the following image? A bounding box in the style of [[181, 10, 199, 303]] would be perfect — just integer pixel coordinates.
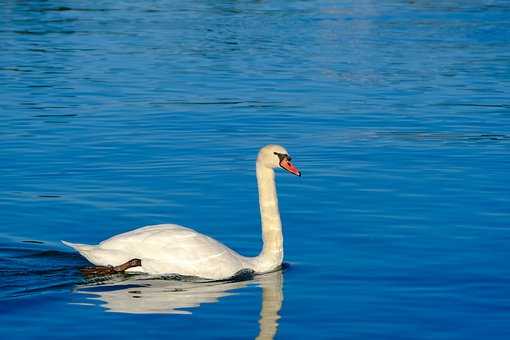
[[1, 0, 510, 338]]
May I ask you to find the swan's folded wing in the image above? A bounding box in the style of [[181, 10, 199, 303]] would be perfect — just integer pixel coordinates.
[[97, 224, 246, 277]]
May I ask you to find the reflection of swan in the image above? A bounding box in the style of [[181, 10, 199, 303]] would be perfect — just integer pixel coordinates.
[[74, 271, 284, 338], [255, 272, 283, 340], [63, 145, 300, 280], [74, 275, 250, 315]]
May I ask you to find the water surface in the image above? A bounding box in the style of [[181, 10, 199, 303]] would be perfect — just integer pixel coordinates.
[[1, 0, 510, 339]]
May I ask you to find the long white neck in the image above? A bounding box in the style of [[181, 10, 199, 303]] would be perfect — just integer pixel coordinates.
[[253, 161, 283, 272]]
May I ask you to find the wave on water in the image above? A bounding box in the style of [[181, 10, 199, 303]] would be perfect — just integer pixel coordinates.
[[0, 238, 86, 301]]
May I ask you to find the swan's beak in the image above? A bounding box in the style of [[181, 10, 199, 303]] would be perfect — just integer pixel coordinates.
[[280, 159, 301, 177]]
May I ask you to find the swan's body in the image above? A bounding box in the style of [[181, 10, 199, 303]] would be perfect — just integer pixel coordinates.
[[64, 224, 252, 279], [63, 145, 300, 280]]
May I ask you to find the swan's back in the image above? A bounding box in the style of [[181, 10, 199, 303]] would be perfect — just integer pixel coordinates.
[[101, 224, 239, 260], [101, 224, 198, 250]]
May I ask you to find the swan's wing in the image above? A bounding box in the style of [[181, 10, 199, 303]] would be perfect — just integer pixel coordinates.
[[96, 224, 246, 278], [99, 224, 235, 256]]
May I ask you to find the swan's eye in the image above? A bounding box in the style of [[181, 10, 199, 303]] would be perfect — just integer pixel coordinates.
[[274, 152, 291, 162], [273, 152, 287, 162], [287, 156, 292, 161]]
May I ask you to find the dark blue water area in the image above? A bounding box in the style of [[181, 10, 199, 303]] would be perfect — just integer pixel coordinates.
[[1, 0, 510, 339]]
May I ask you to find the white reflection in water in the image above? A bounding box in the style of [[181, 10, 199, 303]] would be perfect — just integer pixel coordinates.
[[74, 271, 283, 339]]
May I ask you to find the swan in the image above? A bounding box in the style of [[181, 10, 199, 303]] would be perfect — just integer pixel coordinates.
[[62, 144, 301, 280]]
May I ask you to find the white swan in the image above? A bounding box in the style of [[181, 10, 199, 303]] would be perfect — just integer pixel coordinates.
[[63, 144, 301, 280]]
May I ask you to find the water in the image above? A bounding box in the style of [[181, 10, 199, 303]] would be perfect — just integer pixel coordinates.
[[1, 0, 509, 338]]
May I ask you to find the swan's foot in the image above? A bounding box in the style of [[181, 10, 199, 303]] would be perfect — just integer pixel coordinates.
[[80, 258, 142, 276]]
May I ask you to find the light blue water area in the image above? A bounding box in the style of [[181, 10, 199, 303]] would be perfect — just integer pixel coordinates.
[[1, 0, 510, 339]]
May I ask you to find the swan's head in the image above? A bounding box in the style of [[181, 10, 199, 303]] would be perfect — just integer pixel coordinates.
[[257, 144, 301, 176]]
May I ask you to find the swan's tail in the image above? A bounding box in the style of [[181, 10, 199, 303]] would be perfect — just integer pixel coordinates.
[[61, 240, 123, 267], [62, 240, 95, 253]]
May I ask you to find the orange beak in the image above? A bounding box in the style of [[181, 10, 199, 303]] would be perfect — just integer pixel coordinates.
[[280, 159, 301, 177]]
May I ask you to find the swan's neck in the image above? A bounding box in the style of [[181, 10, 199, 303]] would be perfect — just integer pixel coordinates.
[[254, 162, 283, 272]]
